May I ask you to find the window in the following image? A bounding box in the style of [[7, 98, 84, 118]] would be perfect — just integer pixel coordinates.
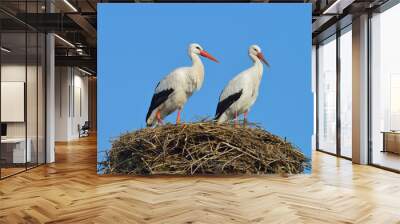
[[339, 26, 352, 158], [318, 35, 337, 154], [371, 3, 400, 171], [316, 25, 353, 159]]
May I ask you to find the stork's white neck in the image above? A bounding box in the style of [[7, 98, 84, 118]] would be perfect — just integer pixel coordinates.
[[189, 52, 205, 90], [250, 54, 264, 80], [190, 53, 204, 72]]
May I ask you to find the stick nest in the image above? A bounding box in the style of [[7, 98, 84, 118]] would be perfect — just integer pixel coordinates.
[[99, 121, 309, 175]]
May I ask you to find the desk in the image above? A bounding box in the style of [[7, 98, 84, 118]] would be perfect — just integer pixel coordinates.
[[1, 138, 31, 163], [382, 131, 400, 154]]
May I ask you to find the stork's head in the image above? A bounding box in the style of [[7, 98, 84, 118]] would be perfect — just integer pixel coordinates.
[[189, 43, 219, 63], [249, 45, 270, 68]]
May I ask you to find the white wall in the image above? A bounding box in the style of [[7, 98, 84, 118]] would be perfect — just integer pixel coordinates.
[[1, 64, 46, 163], [55, 67, 69, 141], [55, 67, 89, 141], [72, 73, 89, 138], [1, 65, 40, 137], [1, 65, 27, 140]]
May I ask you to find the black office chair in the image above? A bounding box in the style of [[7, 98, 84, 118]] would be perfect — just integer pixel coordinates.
[[79, 121, 90, 138]]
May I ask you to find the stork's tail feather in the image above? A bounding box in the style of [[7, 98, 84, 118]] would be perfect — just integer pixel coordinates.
[[146, 118, 156, 127], [146, 112, 156, 127], [214, 115, 222, 123], [214, 90, 243, 124], [214, 106, 223, 121], [215, 113, 227, 124]]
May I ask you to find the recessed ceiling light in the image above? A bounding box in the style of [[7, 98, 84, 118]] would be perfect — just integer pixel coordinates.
[[1, 47, 11, 53], [322, 0, 354, 15], [54, 34, 75, 48], [78, 67, 93, 76], [63, 0, 78, 12]]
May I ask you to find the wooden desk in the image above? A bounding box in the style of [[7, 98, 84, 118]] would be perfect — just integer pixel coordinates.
[[382, 131, 400, 154], [1, 138, 31, 163]]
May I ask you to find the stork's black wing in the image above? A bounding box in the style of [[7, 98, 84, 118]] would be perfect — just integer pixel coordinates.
[[214, 89, 243, 120], [146, 88, 174, 122]]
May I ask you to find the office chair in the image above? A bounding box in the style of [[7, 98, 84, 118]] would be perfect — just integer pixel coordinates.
[[79, 121, 90, 138]]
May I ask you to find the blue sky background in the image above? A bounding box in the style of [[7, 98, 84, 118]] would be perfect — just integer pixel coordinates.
[[98, 3, 312, 172]]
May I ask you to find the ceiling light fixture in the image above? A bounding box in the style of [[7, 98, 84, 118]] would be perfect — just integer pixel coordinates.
[[1, 47, 11, 53], [323, 0, 341, 14], [63, 0, 78, 12], [322, 0, 354, 15], [54, 34, 75, 48], [78, 67, 93, 76]]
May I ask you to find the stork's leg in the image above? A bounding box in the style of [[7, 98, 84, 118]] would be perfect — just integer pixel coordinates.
[[156, 111, 163, 125], [176, 109, 181, 124], [243, 111, 248, 126], [234, 111, 238, 128]]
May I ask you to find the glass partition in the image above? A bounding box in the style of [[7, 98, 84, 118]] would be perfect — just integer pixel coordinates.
[[0, 1, 46, 179], [1, 31, 28, 177]]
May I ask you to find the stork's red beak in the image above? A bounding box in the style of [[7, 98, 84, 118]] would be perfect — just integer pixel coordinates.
[[200, 50, 219, 63], [257, 52, 270, 68]]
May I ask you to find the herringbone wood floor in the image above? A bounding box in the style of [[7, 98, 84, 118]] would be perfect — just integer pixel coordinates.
[[1, 135, 400, 224]]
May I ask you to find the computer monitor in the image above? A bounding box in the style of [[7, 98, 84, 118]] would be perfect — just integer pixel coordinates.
[[1, 123, 7, 137]]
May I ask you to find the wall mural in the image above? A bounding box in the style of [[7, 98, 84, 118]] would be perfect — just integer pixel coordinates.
[[97, 3, 312, 175]]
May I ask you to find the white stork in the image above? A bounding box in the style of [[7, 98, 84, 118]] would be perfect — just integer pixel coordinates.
[[146, 43, 219, 126], [215, 45, 270, 125]]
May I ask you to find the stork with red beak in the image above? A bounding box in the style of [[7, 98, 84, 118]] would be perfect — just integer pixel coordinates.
[[146, 43, 218, 126], [215, 45, 270, 125]]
